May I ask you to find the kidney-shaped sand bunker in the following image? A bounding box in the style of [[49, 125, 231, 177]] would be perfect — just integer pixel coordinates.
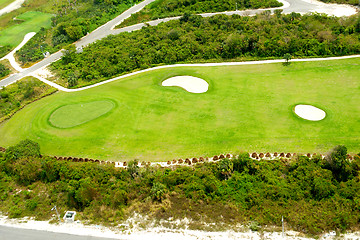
[[49, 100, 115, 128], [162, 76, 209, 93], [294, 104, 326, 121]]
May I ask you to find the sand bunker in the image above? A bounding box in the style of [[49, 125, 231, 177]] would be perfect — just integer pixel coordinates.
[[294, 105, 326, 121], [162, 76, 208, 93]]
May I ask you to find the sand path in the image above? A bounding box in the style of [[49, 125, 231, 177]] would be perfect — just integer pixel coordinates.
[[0, 0, 25, 16]]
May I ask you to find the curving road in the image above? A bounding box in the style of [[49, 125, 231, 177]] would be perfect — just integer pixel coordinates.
[[0, 0, 358, 89]]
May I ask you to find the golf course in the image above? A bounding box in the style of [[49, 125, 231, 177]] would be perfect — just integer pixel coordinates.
[[0, 11, 52, 47], [0, 57, 359, 161]]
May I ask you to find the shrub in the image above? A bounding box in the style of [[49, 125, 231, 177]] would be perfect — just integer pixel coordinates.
[[25, 199, 38, 211], [151, 182, 167, 201], [9, 206, 22, 218], [5, 139, 41, 161], [218, 158, 233, 180]]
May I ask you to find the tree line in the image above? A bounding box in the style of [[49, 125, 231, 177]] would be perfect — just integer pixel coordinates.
[[15, 0, 142, 65], [50, 12, 360, 87], [1, 139, 360, 234], [118, 0, 282, 27]]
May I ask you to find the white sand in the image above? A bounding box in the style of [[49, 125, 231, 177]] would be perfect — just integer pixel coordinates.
[[0, 214, 335, 240], [0, 0, 25, 16], [299, 0, 358, 17], [294, 104, 326, 121], [1, 32, 36, 72], [33, 66, 54, 79], [162, 76, 209, 93]]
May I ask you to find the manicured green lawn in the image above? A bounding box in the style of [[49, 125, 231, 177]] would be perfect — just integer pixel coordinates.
[[0, 0, 14, 10], [0, 58, 359, 161], [0, 11, 52, 47]]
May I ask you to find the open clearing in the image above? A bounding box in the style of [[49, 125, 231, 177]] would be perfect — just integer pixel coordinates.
[[0, 58, 359, 161], [0, 11, 52, 47]]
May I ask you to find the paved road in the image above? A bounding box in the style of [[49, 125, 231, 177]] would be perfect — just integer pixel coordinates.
[[0, 226, 119, 240], [0, 0, 357, 88]]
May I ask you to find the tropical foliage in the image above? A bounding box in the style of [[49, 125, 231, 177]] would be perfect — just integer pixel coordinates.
[[0, 77, 56, 122], [52, 12, 360, 87], [1, 140, 360, 235], [0, 63, 10, 78], [15, 0, 142, 65], [118, 0, 282, 27]]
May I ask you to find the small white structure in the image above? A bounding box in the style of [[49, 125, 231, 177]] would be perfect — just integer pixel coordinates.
[[294, 104, 326, 121], [63, 211, 76, 223], [76, 47, 83, 53], [162, 76, 209, 93], [43, 51, 50, 58]]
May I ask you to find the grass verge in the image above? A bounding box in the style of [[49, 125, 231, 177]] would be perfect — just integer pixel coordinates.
[[0, 76, 57, 123]]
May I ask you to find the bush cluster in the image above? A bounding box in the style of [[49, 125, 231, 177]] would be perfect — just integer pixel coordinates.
[[52, 12, 360, 87], [1, 140, 360, 234]]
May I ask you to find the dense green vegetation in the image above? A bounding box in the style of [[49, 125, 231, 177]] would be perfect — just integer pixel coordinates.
[[0, 45, 11, 59], [0, 76, 56, 122], [1, 59, 359, 160], [1, 140, 359, 235], [0, 62, 10, 78], [52, 13, 360, 87], [14, 0, 141, 65], [118, 0, 282, 27]]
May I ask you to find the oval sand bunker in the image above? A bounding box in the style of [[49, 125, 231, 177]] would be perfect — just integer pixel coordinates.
[[294, 105, 326, 121], [162, 76, 208, 93]]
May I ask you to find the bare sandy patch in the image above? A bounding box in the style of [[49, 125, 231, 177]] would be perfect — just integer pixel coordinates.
[[162, 76, 209, 93], [294, 104, 326, 121], [34, 66, 54, 79]]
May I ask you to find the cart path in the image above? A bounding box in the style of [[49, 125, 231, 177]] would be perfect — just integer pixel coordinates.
[[0, 0, 358, 89], [0, 0, 25, 16]]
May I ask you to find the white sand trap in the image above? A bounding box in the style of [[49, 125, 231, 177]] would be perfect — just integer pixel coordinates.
[[162, 76, 208, 93], [294, 104, 326, 121]]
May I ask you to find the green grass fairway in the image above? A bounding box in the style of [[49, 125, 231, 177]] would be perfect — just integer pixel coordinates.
[[0, 0, 14, 10], [0, 11, 52, 47], [0, 58, 359, 161], [49, 100, 116, 128]]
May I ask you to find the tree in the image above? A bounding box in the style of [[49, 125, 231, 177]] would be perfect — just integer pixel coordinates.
[[0, 64, 10, 78], [218, 158, 234, 180], [150, 182, 167, 201], [325, 145, 351, 182], [61, 44, 77, 64], [67, 72, 78, 87], [127, 160, 139, 178], [283, 53, 292, 64]]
